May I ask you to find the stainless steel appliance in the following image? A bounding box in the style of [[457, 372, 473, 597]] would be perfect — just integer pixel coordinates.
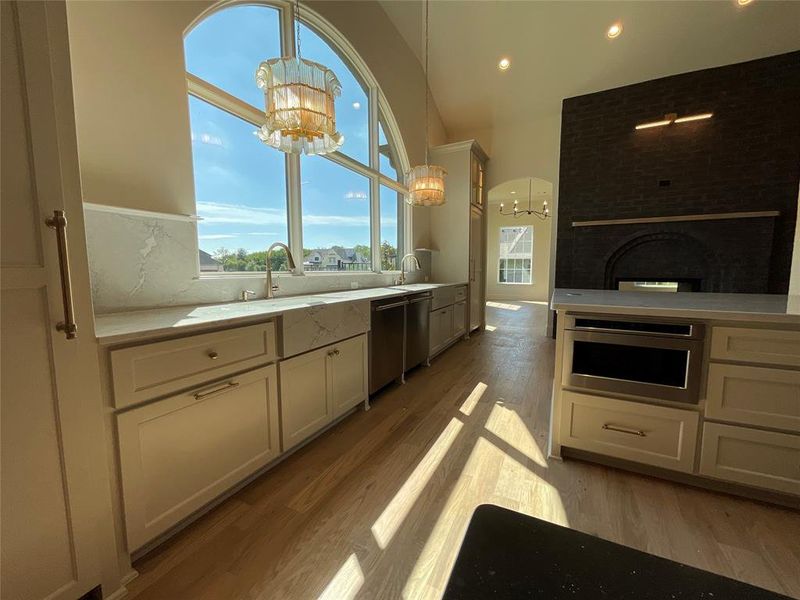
[[405, 292, 432, 370], [369, 292, 432, 395], [563, 316, 705, 404], [370, 297, 407, 394]]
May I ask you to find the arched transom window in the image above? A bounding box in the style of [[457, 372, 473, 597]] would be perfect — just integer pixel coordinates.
[[184, 2, 409, 274]]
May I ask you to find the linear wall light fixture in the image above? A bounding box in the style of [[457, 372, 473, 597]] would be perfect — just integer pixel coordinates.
[[635, 112, 713, 130]]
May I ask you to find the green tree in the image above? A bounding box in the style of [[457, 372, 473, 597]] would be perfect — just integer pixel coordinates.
[[381, 240, 397, 270]]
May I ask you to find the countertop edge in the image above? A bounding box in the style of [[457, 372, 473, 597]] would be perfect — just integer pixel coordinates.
[[94, 282, 469, 346]]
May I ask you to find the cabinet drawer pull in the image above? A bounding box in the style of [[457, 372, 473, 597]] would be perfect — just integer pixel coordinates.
[[193, 381, 239, 400], [207, 351, 219, 360], [334, 349, 340, 355], [602, 423, 646, 437]]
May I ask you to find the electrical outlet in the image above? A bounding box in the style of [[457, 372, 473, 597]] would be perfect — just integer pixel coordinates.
[[351, 281, 359, 289]]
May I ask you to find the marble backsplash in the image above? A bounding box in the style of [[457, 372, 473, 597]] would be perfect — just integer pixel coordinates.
[[84, 204, 424, 314]]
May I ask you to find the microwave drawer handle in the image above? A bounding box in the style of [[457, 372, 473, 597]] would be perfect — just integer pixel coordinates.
[[602, 423, 646, 437], [193, 380, 240, 401]]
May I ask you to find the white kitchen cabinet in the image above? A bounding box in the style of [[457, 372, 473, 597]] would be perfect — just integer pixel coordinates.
[[710, 326, 800, 367], [429, 140, 488, 333], [430, 305, 454, 357], [700, 423, 800, 495], [1, 2, 120, 597], [330, 334, 369, 419], [453, 300, 467, 339], [281, 334, 368, 451], [706, 363, 800, 433], [561, 391, 699, 473], [117, 364, 280, 551], [111, 321, 277, 409], [469, 205, 485, 331], [280, 346, 331, 450]]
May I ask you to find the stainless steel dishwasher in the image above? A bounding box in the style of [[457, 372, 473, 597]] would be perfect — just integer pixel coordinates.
[[369, 292, 432, 395], [405, 292, 432, 371], [369, 296, 407, 394]]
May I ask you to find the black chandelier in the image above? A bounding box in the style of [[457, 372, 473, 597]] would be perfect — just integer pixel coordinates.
[[499, 179, 550, 220]]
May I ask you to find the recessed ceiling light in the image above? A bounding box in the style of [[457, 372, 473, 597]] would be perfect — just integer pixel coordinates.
[[510, 191, 516, 195], [606, 22, 623, 39], [737, 0, 753, 5], [352, 101, 361, 110], [498, 57, 511, 71]]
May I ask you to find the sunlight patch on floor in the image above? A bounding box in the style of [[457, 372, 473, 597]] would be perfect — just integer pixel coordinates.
[[484, 324, 497, 332], [371, 418, 464, 550], [484, 402, 548, 468], [486, 301, 521, 311], [317, 553, 364, 600], [459, 382, 487, 416]]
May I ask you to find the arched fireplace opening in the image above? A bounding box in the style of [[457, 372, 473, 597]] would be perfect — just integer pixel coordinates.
[[604, 232, 721, 292]]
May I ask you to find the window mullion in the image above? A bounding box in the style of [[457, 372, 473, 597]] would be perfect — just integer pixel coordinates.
[[369, 87, 381, 272]]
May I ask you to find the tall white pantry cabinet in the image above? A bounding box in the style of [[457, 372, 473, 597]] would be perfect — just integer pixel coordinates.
[[1, 2, 122, 599], [429, 140, 488, 333]]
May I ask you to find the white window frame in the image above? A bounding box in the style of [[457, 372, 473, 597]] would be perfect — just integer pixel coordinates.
[[185, 0, 411, 276], [497, 226, 533, 285]]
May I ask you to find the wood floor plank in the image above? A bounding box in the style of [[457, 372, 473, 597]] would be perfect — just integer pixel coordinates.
[[125, 303, 800, 600]]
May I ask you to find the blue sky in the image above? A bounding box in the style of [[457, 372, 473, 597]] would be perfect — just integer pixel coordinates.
[[184, 4, 401, 255]]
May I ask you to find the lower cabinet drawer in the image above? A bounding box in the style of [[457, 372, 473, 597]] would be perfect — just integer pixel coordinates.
[[561, 391, 699, 472], [117, 364, 280, 550], [454, 285, 467, 303], [111, 321, 277, 409], [705, 363, 800, 433], [699, 422, 800, 496]]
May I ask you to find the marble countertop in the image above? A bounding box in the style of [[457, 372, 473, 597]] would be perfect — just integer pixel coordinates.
[[94, 282, 467, 345], [551, 288, 800, 323]]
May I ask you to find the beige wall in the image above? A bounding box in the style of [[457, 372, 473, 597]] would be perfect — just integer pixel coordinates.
[[66, 0, 445, 242], [448, 116, 561, 301], [485, 178, 553, 302]]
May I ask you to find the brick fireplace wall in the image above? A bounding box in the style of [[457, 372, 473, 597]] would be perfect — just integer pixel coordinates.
[[555, 51, 800, 294]]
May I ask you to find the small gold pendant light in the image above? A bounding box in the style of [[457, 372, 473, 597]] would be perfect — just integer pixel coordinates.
[[406, 0, 446, 206], [256, 0, 344, 155]]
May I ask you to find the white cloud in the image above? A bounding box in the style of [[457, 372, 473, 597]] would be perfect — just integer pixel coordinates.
[[197, 201, 287, 225], [198, 234, 238, 240], [191, 132, 224, 147], [197, 201, 396, 228], [344, 190, 368, 201]]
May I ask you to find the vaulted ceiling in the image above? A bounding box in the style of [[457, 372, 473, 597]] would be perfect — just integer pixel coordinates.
[[379, 1, 800, 135]]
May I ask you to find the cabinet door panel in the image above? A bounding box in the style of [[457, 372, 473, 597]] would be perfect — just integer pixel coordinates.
[[331, 335, 368, 418], [1, 3, 115, 597], [453, 301, 467, 339], [280, 347, 331, 450], [700, 423, 800, 495], [117, 365, 280, 550]]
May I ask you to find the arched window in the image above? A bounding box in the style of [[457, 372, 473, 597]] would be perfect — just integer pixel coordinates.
[[183, 2, 409, 274]]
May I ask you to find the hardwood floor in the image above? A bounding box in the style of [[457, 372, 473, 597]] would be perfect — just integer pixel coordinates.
[[126, 302, 800, 600]]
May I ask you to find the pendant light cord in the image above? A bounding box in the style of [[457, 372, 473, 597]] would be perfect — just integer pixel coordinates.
[[295, 0, 302, 59], [424, 0, 430, 167]]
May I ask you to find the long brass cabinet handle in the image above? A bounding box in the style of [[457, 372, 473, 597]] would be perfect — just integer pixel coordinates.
[[45, 210, 77, 340], [193, 381, 240, 401], [602, 423, 646, 437]]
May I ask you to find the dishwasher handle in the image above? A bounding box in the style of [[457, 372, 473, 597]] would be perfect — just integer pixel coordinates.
[[408, 294, 432, 304], [374, 299, 409, 311]]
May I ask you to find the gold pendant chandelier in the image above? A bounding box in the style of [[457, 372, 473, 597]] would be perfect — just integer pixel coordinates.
[[406, 0, 446, 206], [256, 0, 343, 155]]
